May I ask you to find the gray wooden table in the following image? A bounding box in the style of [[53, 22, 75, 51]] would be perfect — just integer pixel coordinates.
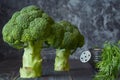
[[0, 54, 95, 80]]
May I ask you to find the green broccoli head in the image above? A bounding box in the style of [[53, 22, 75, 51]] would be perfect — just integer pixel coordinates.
[[48, 20, 84, 50], [2, 5, 54, 49], [59, 21, 84, 49]]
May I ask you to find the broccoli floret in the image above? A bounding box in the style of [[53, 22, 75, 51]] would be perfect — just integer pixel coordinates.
[[47, 21, 84, 71], [59, 21, 84, 49], [47, 22, 64, 48], [2, 5, 54, 78]]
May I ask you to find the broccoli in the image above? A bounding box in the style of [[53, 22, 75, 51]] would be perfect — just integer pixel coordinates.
[[2, 5, 84, 78], [47, 21, 84, 71], [2, 5, 54, 78]]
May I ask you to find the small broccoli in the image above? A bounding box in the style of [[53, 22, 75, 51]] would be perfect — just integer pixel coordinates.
[[2, 5, 54, 78], [47, 21, 84, 71]]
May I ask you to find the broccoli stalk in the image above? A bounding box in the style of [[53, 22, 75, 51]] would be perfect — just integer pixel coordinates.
[[54, 49, 70, 71], [20, 41, 42, 78]]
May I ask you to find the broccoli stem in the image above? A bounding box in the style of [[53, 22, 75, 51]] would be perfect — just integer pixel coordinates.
[[54, 49, 70, 71], [20, 41, 42, 78]]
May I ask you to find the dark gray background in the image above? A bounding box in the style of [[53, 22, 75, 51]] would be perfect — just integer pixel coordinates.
[[0, 0, 120, 59]]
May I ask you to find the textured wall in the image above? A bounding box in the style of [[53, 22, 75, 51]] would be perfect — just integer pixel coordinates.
[[0, 0, 120, 59]]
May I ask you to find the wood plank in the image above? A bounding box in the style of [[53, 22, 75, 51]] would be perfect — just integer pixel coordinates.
[[0, 57, 95, 80]]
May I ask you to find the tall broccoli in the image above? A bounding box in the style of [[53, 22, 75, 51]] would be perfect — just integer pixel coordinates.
[[2, 5, 54, 78], [47, 21, 84, 71]]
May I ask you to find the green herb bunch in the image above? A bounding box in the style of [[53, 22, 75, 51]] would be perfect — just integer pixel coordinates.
[[94, 41, 120, 80]]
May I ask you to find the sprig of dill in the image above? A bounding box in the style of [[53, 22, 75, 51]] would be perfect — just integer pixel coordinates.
[[94, 42, 120, 80]]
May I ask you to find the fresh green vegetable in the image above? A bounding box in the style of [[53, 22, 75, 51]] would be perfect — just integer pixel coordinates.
[[2, 5, 84, 78], [2, 5, 54, 78], [47, 21, 84, 71], [94, 42, 120, 80]]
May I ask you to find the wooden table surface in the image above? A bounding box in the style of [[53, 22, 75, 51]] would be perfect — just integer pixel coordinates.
[[0, 55, 95, 80]]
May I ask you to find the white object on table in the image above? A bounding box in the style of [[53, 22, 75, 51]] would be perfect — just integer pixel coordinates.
[[80, 51, 91, 63]]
